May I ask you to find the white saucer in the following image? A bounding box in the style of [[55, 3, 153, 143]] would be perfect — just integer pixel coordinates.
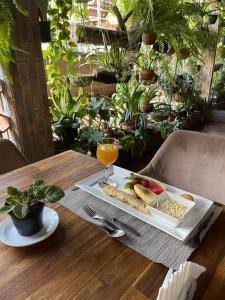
[[0, 207, 59, 247]]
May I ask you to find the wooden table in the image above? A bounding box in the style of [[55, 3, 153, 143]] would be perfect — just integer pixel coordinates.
[[0, 151, 225, 300]]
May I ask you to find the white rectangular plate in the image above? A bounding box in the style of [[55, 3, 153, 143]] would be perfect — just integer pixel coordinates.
[[76, 165, 214, 242]]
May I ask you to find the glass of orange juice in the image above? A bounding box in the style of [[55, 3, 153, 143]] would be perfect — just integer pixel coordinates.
[[96, 138, 119, 187]]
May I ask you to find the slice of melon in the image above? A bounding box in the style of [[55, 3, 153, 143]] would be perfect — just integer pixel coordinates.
[[142, 175, 166, 195], [134, 184, 157, 204]]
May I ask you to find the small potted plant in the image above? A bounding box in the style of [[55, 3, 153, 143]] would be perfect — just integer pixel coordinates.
[[140, 86, 158, 113], [139, 55, 157, 82], [0, 180, 65, 236], [141, 2, 157, 45], [93, 41, 131, 84]]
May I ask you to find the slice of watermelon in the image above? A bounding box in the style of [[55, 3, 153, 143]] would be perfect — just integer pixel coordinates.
[[142, 176, 165, 195]]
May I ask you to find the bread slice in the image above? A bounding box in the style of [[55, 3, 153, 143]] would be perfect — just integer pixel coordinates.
[[103, 185, 149, 214]]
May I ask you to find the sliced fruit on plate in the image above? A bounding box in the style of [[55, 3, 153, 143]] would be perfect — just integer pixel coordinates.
[[124, 173, 166, 195], [180, 194, 194, 201], [134, 184, 157, 204]]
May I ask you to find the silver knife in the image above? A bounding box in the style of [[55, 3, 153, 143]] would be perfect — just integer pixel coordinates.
[[94, 208, 140, 237], [111, 218, 141, 237]]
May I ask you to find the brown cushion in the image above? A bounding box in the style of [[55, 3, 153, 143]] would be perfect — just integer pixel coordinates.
[[139, 130, 225, 204], [0, 139, 28, 175]]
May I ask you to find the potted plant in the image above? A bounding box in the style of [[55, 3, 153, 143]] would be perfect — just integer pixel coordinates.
[[141, 0, 157, 45], [139, 53, 157, 82], [93, 41, 131, 84], [0, 180, 64, 236], [37, 0, 51, 42], [50, 77, 85, 151], [140, 86, 158, 113]]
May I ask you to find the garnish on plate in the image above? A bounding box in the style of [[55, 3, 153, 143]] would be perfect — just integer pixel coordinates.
[[124, 173, 165, 202]]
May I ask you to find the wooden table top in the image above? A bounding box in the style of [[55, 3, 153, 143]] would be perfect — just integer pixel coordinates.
[[0, 151, 225, 300]]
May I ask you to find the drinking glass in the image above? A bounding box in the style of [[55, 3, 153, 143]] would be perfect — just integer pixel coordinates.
[[96, 138, 119, 187]]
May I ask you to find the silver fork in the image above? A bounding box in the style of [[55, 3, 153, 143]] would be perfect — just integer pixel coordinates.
[[83, 205, 121, 231]]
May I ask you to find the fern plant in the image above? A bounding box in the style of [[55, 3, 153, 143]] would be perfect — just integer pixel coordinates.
[[0, 0, 27, 81]]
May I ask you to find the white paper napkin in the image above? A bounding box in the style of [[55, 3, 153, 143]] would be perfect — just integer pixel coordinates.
[[157, 261, 206, 300]]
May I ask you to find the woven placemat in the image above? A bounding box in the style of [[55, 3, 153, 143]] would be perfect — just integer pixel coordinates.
[[60, 189, 222, 270]]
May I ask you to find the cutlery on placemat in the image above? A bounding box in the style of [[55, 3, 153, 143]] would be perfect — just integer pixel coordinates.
[[83, 205, 122, 231], [71, 186, 80, 191], [109, 218, 140, 237], [84, 205, 140, 237], [185, 210, 214, 248], [92, 221, 125, 238]]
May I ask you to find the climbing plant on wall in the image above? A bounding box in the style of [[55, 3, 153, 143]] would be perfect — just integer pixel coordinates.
[[43, 0, 88, 96], [0, 0, 28, 81]]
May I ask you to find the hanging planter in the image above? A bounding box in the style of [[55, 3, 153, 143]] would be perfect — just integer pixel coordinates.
[[207, 14, 218, 25], [140, 103, 153, 113], [39, 21, 51, 43], [142, 32, 157, 45], [179, 48, 190, 60], [94, 70, 118, 84], [94, 70, 131, 84], [140, 69, 157, 81]]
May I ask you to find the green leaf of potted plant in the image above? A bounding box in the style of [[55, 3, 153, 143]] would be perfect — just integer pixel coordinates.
[[0, 180, 65, 236], [140, 86, 158, 113]]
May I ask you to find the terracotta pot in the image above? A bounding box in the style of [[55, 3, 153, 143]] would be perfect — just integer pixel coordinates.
[[179, 48, 191, 60], [140, 69, 156, 81], [142, 32, 157, 45], [140, 103, 153, 113]]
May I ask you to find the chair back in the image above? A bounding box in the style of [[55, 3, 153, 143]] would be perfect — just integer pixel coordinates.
[[140, 130, 225, 204], [0, 139, 28, 175]]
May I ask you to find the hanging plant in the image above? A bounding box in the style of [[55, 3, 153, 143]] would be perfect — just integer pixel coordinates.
[[0, 0, 28, 81]]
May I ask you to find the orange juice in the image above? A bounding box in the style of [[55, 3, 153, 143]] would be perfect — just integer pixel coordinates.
[[97, 144, 118, 166]]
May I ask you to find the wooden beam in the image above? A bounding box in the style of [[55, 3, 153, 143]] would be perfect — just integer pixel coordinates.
[[0, 0, 54, 162], [77, 25, 129, 48]]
